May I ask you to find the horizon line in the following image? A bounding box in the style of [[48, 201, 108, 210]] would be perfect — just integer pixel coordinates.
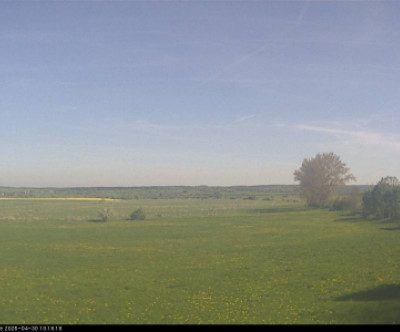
[[0, 183, 374, 190]]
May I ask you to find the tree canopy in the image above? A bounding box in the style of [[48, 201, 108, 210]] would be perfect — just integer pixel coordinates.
[[294, 152, 356, 208]]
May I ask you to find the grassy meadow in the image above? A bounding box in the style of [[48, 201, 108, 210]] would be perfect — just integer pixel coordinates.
[[0, 192, 399, 324]]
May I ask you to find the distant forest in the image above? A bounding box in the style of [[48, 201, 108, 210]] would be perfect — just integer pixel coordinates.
[[0, 185, 372, 200]]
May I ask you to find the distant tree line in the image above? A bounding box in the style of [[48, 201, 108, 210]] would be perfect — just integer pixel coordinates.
[[0, 185, 297, 200]]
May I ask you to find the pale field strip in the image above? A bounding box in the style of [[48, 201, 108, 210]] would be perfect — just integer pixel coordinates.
[[0, 197, 117, 201]]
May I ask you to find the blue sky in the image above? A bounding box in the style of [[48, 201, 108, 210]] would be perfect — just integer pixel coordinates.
[[1, 0, 400, 187]]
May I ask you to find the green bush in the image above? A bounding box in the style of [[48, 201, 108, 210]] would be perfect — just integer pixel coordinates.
[[362, 177, 400, 220], [329, 187, 362, 212], [97, 208, 113, 222], [129, 208, 146, 221]]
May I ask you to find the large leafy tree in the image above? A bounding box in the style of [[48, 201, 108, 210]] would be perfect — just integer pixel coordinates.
[[294, 152, 356, 208]]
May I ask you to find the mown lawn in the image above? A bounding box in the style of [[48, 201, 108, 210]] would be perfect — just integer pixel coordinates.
[[0, 198, 399, 324]]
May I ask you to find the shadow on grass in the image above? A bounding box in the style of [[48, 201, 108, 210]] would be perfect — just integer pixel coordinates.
[[335, 284, 400, 302], [87, 219, 107, 223], [247, 206, 308, 214], [336, 215, 400, 233], [377, 218, 400, 231], [380, 226, 400, 231], [334, 215, 365, 223]]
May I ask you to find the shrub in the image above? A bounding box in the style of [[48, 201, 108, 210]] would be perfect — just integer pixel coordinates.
[[362, 177, 400, 219], [98, 208, 113, 222], [129, 208, 146, 221], [331, 197, 353, 211], [331, 190, 362, 212]]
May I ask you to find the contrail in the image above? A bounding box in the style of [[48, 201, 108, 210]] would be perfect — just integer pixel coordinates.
[[200, 0, 312, 86], [296, 0, 312, 26], [199, 43, 271, 86]]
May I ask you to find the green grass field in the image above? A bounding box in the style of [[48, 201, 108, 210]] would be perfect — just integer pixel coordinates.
[[0, 196, 399, 324]]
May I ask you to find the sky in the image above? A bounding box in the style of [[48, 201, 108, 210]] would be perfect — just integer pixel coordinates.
[[1, 0, 400, 187]]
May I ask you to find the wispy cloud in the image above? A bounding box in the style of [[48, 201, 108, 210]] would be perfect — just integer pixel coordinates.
[[234, 114, 256, 124], [296, 0, 312, 27], [294, 123, 400, 152], [0, 30, 59, 43], [198, 43, 272, 86]]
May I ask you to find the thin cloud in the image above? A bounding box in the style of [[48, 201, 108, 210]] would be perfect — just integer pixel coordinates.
[[296, 0, 312, 27], [235, 114, 256, 123], [294, 124, 400, 152], [199, 43, 271, 86], [199, 0, 312, 86]]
